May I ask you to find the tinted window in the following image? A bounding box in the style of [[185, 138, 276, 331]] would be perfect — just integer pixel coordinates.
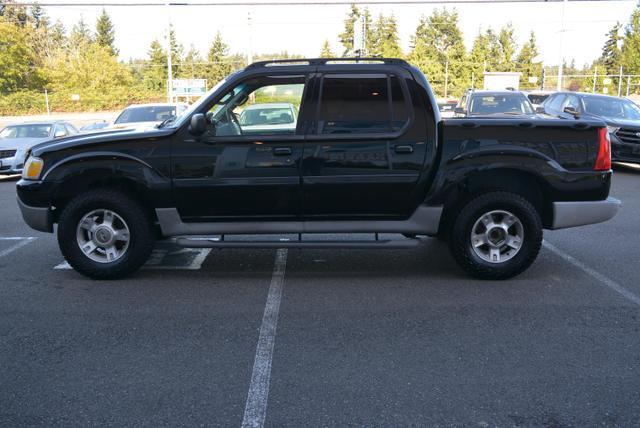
[[318, 75, 408, 135], [548, 94, 565, 111], [527, 94, 550, 105], [115, 106, 176, 124], [468, 94, 534, 115], [583, 96, 640, 120], [0, 125, 51, 138], [563, 95, 580, 111]]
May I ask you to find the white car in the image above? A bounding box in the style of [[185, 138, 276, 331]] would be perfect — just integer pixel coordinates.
[[0, 121, 78, 175], [110, 103, 189, 130], [238, 103, 298, 135]]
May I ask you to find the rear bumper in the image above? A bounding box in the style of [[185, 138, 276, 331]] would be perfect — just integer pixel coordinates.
[[550, 197, 621, 230], [17, 197, 53, 233]]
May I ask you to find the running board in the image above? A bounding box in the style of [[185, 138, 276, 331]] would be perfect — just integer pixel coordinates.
[[174, 237, 423, 249]]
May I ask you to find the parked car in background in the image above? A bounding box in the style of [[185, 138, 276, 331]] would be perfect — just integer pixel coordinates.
[[110, 103, 189, 129], [238, 102, 298, 135], [436, 98, 458, 118], [0, 121, 78, 175], [80, 120, 109, 132], [455, 90, 536, 117], [541, 91, 640, 163], [524, 90, 555, 109]]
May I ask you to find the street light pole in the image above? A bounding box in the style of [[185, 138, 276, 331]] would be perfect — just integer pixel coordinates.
[[166, 2, 173, 103], [556, 0, 567, 91]]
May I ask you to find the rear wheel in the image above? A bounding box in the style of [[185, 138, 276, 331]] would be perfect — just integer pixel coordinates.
[[57, 189, 154, 279], [449, 191, 542, 280]]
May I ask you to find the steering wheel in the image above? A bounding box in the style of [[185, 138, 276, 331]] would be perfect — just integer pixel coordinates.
[[226, 108, 242, 135]]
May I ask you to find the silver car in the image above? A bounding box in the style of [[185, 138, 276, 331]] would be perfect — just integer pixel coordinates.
[[0, 121, 78, 175]]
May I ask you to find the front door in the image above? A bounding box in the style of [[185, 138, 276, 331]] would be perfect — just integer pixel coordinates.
[[172, 74, 311, 220], [301, 70, 427, 219]]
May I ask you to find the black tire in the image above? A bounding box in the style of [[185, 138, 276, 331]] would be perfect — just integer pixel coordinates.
[[57, 189, 154, 279], [449, 191, 542, 280]]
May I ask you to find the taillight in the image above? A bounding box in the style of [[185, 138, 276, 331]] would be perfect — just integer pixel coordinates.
[[595, 127, 612, 171]]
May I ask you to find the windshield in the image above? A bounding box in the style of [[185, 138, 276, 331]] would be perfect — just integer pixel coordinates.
[[469, 94, 534, 115], [0, 124, 52, 139], [115, 106, 177, 124], [583, 96, 640, 120], [240, 107, 294, 126], [527, 94, 550, 105]]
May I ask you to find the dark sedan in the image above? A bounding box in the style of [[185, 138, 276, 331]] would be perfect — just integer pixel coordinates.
[[541, 91, 640, 163]]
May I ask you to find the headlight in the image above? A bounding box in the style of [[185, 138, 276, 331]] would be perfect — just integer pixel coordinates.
[[22, 156, 44, 180], [607, 125, 620, 134]]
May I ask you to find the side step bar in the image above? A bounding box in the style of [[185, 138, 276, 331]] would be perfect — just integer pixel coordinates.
[[175, 237, 423, 249]]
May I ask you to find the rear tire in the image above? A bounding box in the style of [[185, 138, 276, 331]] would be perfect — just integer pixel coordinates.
[[57, 189, 154, 279], [449, 191, 542, 280]]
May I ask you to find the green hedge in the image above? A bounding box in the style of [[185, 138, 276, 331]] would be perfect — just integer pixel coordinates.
[[0, 89, 165, 116]]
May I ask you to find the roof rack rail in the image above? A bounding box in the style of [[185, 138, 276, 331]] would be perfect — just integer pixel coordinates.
[[246, 57, 409, 69]]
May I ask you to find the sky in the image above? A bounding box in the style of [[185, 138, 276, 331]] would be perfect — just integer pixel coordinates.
[[39, 0, 639, 67]]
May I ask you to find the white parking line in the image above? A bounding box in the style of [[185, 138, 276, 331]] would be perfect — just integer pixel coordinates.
[[543, 240, 640, 306], [54, 248, 212, 270], [0, 237, 36, 259], [241, 248, 288, 428]]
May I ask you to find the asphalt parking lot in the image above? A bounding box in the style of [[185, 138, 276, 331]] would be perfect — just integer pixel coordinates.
[[1, 166, 640, 427]]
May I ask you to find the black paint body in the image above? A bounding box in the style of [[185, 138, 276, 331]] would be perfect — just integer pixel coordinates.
[[17, 61, 611, 230]]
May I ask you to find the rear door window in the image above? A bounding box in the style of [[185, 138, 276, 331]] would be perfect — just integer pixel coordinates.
[[316, 74, 409, 135]]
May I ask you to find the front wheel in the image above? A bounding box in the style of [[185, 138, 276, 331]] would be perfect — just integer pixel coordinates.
[[449, 192, 543, 280], [57, 189, 154, 279]]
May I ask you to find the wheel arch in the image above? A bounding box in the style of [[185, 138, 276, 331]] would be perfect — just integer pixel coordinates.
[[438, 167, 553, 235]]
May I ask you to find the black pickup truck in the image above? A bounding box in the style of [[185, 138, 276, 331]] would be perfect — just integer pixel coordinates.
[[17, 58, 620, 280]]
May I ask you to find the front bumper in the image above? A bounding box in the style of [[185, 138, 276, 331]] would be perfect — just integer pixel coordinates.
[[550, 197, 621, 230], [0, 154, 24, 175], [611, 134, 640, 163], [17, 196, 53, 233]]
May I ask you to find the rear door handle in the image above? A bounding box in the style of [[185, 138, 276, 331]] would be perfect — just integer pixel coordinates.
[[394, 145, 414, 154], [274, 147, 293, 156]]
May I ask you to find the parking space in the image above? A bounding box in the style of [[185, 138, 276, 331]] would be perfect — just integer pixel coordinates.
[[1, 168, 640, 425]]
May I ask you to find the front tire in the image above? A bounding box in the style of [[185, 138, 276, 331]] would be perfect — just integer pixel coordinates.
[[449, 191, 542, 280], [57, 189, 154, 279]]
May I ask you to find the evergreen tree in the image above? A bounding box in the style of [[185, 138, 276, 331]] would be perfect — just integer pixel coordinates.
[[516, 32, 542, 89], [179, 45, 206, 79], [497, 24, 516, 71], [621, 9, 640, 75], [319, 39, 334, 58], [468, 29, 490, 88], [0, 0, 28, 26], [30, 3, 48, 28], [600, 22, 621, 75], [370, 14, 402, 58], [69, 16, 93, 51], [96, 8, 118, 56], [338, 4, 373, 56], [143, 39, 167, 92], [409, 8, 468, 96], [207, 31, 233, 86]]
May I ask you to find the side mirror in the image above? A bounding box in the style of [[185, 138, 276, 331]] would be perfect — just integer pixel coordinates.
[[189, 113, 208, 135], [563, 106, 580, 118], [535, 106, 546, 114], [454, 107, 466, 115]]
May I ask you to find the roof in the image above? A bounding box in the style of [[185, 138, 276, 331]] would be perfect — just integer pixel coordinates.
[[123, 103, 188, 109], [469, 90, 527, 96], [4, 120, 68, 127], [243, 103, 295, 110], [555, 91, 632, 101]]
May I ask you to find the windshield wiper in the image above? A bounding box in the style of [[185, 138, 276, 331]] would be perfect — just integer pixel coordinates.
[[156, 116, 176, 129]]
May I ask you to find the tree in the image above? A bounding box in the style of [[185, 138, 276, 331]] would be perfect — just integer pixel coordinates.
[[319, 39, 334, 58], [95, 8, 117, 56], [142, 39, 167, 92], [468, 30, 491, 88], [409, 8, 468, 97], [369, 14, 402, 58], [621, 8, 640, 76], [338, 4, 373, 55], [179, 45, 206, 79], [497, 24, 516, 71], [0, 0, 28, 27], [516, 32, 542, 89], [0, 22, 42, 92], [601, 23, 622, 74], [206, 31, 233, 86], [69, 16, 93, 51], [30, 3, 48, 28]]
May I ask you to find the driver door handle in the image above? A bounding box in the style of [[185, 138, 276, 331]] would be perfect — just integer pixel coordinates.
[[274, 147, 293, 156]]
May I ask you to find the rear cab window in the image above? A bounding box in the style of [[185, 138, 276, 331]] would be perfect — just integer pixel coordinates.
[[315, 73, 411, 136]]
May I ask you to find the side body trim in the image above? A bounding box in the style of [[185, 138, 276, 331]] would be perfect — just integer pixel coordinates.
[[155, 205, 443, 237]]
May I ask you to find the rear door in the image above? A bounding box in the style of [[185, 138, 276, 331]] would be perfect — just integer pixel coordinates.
[[301, 69, 428, 218]]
